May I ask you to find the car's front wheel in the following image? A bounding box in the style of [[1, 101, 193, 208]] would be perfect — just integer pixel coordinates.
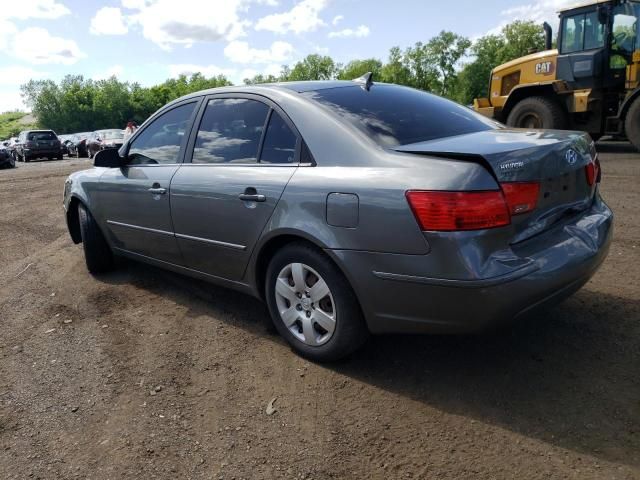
[[265, 243, 368, 362], [78, 203, 114, 274], [8, 155, 15, 168]]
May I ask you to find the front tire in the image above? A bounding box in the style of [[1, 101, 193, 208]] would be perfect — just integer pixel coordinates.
[[78, 203, 114, 274], [506, 96, 567, 130], [265, 243, 368, 362], [625, 97, 640, 152]]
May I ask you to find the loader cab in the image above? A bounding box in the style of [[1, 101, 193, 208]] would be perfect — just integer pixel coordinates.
[[557, 0, 640, 90]]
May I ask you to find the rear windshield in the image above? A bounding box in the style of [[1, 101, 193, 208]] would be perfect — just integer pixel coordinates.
[[304, 84, 499, 147], [28, 131, 56, 141]]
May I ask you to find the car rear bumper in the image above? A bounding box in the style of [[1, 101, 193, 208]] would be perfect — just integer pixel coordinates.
[[330, 194, 613, 334], [24, 148, 61, 157]]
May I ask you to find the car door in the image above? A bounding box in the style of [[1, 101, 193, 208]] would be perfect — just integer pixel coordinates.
[[170, 94, 300, 281], [96, 99, 201, 265]]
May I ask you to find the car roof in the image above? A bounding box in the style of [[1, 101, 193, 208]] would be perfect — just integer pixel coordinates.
[[171, 80, 361, 104]]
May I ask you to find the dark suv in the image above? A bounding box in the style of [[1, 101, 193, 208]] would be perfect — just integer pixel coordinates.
[[15, 130, 63, 162]]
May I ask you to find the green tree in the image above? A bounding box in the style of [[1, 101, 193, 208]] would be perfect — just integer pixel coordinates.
[[500, 20, 545, 62], [337, 58, 383, 80], [453, 21, 546, 105], [425, 31, 472, 97], [286, 54, 338, 81], [379, 46, 412, 85]]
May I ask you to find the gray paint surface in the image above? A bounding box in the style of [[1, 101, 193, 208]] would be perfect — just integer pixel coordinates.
[[63, 82, 613, 334]]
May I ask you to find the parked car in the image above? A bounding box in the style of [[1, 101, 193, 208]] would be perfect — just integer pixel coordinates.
[[0, 144, 15, 168], [86, 129, 125, 158], [63, 80, 613, 361], [67, 132, 91, 158], [15, 130, 62, 162], [5, 137, 19, 159], [58, 134, 72, 156]]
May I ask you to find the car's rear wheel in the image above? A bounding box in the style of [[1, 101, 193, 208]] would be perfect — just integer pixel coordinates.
[[8, 155, 15, 168], [265, 243, 368, 362], [78, 203, 114, 274], [57, 152, 63, 160]]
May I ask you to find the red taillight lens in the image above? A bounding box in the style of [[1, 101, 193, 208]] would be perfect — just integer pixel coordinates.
[[585, 158, 601, 186], [406, 190, 510, 231], [25, 141, 35, 148], [501, 182, 540, 215]]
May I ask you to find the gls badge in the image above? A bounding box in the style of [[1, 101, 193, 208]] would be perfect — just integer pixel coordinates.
[[565, 148, 578, 165]]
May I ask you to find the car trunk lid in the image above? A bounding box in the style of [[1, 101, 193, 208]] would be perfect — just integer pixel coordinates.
[[394, 129, 598, 243]]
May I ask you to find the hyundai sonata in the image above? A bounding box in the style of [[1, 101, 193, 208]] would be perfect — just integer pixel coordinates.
[[63, 78, 613, 361]]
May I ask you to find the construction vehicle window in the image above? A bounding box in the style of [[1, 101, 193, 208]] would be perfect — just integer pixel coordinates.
[[561, 12, 605, 53], [612, 11, 637, 54]]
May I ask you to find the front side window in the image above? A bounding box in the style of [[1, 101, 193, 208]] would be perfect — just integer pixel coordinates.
[[128, 102, 196, 165], [259, 112, 298, 164], [193, 98, 269, 164], [561, 12, 605, 53]]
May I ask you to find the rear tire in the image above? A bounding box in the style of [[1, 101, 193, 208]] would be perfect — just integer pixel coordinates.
[[8, 155, 15, 168], [506, 96, 567, 130], [265, 243, 368, 362], [78, 203, 114, 274], [624, 97, 640, 152], [57, 153, 63, 160]]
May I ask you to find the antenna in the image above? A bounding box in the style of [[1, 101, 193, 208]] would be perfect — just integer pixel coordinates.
[[353, 72, 374, 91]]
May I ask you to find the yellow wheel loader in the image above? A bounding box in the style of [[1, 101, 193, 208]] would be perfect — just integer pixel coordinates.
[[474, 0, 640, 150]]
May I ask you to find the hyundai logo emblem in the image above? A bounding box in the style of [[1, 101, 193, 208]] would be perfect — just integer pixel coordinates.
[[565, 148, 578, 165]]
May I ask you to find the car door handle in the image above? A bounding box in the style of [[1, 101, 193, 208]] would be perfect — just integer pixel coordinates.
[[148, 186, 167, 195], [238, 193, 266, 202]]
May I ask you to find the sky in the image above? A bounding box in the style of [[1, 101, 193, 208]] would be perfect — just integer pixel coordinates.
[[0, 0, 578, 112]]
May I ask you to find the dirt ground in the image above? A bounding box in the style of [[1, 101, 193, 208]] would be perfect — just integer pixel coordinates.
[[0, 145, 638, 480]]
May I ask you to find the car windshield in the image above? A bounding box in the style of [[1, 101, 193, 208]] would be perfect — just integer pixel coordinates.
[[100, 130, 124, 140], [304, 84, 500, 147], [28, 131, 56, 141]]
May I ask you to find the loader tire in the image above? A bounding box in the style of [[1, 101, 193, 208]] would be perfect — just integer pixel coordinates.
[[506, 96, 567, 130]]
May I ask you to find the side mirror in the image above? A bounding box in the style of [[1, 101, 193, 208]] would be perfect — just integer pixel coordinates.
[[94, 148, 123, 168]]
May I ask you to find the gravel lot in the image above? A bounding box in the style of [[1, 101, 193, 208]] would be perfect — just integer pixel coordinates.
[[0, 146, 638, 480]]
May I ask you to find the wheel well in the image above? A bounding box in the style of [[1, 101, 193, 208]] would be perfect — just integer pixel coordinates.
[[502, 85, 561, 121], [253, 235, 319, 299], [67, 197, 82, 244]]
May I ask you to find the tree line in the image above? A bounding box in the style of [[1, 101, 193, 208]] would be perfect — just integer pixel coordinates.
[[19, 20, 544, 135]]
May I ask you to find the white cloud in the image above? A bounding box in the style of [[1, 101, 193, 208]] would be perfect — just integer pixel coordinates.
[[331, 14, 343, 26], [224, 40, 293, 64], [255, 0, 328, 34], [91, 7, 128, 35], [4, 0, 70, 20], [10, 27, 85, 65], [0, 90, 27, 113], [94, 65, 125, 80], [0, 20, 18, 51], [328, 25, 369, 39], [123, 0, 250, 50], [0, 66, 47, 85], [486, 0, 574, 36], [263, 63, 283, 77]]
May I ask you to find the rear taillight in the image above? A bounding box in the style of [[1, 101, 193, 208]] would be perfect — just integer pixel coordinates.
[[501, 182, 540, 215], [25, 141, 35, 148], [585, 157, 601, 186], [406, 182, 539, 232], [406, 190, 510, 231]]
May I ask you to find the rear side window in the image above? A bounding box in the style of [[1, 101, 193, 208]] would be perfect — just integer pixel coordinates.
[[28, 131, 56, 141], [128, 102, 196, 165], [193, 98, 270, 164], [259, 112, 298, 164], [304, 85, 498, 147]]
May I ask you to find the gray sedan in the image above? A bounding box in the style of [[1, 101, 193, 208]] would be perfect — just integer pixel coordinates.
[[63, 79, 613, 361]]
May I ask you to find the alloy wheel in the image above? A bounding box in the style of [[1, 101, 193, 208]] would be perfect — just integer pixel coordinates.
[[274, 262, 336, 346]]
